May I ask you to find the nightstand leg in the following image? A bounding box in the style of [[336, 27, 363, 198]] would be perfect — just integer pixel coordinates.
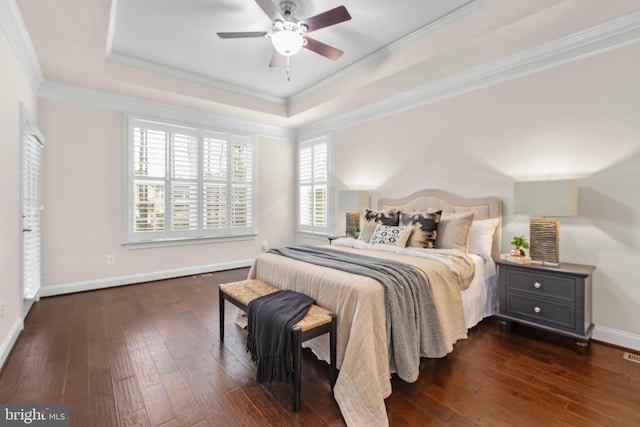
[[576, 340, 590, 354], [499, 319, 512, 332]]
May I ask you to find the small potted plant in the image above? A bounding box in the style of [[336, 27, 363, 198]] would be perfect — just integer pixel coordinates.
[[352, 225, 361, 239], [510, 235, 530, 257]]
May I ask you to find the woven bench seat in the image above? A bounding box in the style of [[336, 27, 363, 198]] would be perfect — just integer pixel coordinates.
[[219, 279, 337, 411]]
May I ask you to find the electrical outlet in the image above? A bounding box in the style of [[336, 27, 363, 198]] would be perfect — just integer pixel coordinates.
[[106, 255, 116, 265], [0, 302, 4, 320], [262, 240, 269, 251]]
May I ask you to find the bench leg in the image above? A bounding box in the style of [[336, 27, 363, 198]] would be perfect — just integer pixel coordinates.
[[292, 327, 302, 412], [219, 286, 225, 342], [330, 314, 337, 389]]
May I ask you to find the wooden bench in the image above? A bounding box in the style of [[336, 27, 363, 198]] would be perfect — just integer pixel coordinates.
[[219, 279, 337, 411]]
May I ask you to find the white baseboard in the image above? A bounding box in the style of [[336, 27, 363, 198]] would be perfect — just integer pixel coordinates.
[[0, 317, 24, 371], [39, 260, 253, 297], [593, 325, 640, 352]]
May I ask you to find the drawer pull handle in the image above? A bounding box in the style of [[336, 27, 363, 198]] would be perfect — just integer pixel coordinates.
[[533, 306, 541, 314], [534, 282, 541, 289]]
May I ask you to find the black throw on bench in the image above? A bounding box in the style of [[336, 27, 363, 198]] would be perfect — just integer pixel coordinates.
[[219, 279, 337, 412]]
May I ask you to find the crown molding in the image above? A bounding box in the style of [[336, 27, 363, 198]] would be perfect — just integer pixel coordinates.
[[297, 9, 640, 137], [107, 52, 287, 106], [289, 0, 489, 104], [0, 0, 43, 90], [105, 0, 118, 60], [38, 80, 295, 139]]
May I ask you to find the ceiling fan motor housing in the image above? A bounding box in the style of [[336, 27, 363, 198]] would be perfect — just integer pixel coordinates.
[[279, 1, 297, 18]]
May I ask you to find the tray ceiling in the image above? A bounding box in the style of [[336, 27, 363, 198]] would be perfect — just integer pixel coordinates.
[[108, 0, 473, 100], [15, 0, 640, 128]]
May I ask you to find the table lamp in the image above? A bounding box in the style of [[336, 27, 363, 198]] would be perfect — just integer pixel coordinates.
[[513, 179, 578, 266], [338, 190, 369, 237]]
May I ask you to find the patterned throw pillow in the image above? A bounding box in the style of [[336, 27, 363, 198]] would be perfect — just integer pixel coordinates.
[[400, 210, 442, 249], [358, 209, 400, 243], [370, 224, 412, 247]]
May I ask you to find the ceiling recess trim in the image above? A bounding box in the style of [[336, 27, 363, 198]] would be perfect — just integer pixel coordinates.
[[107, 52, 287, 105], [289, 0, 488, 104], [0, 0, 43, 90], [297, 8, 640, 139], [38, 80, 295, 139]]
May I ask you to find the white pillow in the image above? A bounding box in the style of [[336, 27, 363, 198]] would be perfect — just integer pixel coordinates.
[[468, 218, 500, 258], [370, 224, 412, 247]]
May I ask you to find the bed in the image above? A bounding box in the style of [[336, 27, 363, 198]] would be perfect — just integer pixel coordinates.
[[248, 189, 503, 426]]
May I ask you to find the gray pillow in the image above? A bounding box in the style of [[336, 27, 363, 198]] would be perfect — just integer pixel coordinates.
[[436, 211, 475, 252]]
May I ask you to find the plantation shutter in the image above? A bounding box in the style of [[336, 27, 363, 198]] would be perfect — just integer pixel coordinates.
[[313, 142, 328, 228], [22, 133, 44, 301], [133, 126, 166, 236], [230, 135, 253, 232], [170, 130, 199, 235], [298, 134, 332, 234], [203, 132, 228, 231], [299, 145, 313, 228]]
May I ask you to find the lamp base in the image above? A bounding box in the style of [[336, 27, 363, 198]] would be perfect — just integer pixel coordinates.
[[346, 211, 360, 238], [530, 218, 560, 265]]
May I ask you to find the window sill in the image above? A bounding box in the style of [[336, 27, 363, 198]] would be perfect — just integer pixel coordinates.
[[123, 234, 258, 250]]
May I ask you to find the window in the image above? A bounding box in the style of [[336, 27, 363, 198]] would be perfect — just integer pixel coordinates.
[[298, 133, 332, 235], [127, 117, 254, 243]]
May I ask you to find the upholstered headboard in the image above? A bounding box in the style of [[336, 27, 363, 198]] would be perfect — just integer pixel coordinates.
[[378, 189, 503, 261]]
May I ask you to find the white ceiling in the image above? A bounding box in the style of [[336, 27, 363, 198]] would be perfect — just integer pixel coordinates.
[[109, 0, 473, 100], [14, 0, 640, 129]]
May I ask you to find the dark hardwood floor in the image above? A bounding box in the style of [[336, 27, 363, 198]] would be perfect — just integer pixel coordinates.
[[1, 268, 639, 426]]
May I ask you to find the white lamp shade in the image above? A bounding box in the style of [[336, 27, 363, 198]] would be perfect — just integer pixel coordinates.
[[271, 30, 304, 56], [514, 180, 578, 217], [338, 190, 369, 211]]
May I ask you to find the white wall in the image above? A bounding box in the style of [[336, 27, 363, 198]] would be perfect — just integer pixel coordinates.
[[0, 29, 37, 362], [38, 99, 296, 292], [332, 43, 640, 343]]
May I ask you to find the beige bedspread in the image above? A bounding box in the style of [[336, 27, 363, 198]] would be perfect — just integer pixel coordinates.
[[248, 245, 473, 427]]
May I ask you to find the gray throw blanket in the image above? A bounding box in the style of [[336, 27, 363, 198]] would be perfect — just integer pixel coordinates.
[[246, 290, 315, 383], [268, 245, 444, 383]]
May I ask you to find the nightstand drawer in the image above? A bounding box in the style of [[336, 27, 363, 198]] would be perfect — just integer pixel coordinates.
[[505, 294, 575, 331], [505, 269, 575, 302]]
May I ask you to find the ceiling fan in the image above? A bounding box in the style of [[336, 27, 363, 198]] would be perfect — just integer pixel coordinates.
[[217, 0, 351, 70]]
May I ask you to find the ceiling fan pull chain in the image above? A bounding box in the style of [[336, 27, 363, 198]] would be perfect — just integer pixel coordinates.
[[286, 55, 291, 81]]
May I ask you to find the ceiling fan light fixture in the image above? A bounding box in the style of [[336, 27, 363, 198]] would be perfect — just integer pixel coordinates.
[[271, 30, 304, 56]]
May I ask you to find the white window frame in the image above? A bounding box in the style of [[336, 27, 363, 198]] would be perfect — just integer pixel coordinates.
[[125, 115, 255, 245], [297, 132, 333, 236]]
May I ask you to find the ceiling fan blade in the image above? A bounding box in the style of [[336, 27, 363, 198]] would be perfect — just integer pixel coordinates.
[[254, 0, 284, 22], [217, 31, 267, 39], [300, 6, 351, 33], [269, 51, 286, 68], [303, 37, 343, 61]]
